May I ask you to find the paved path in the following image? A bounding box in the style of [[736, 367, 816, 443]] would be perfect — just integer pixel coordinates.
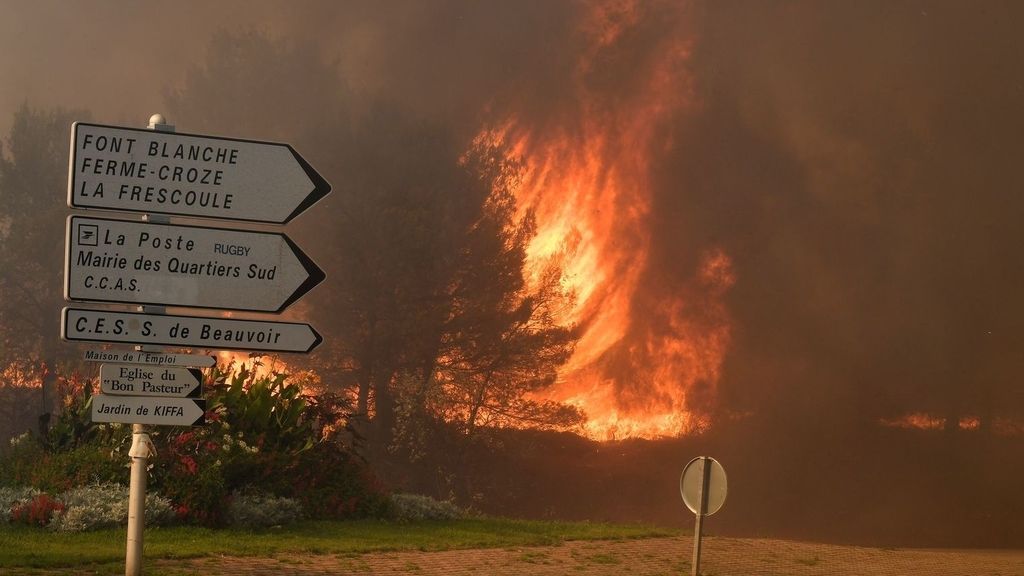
[[151, 536, 1024, 576], [9, 536, 1024, 575]]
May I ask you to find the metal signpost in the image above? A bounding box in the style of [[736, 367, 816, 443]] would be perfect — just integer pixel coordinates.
[[65, 215, 324, 312], [83, 349, 216, 367], [680, 456, 727, 576], [68, 122, 330, 223], [91, 395, 206, 427], [60, 114, 330, 576], [62, 308, 323, 353], [99, 364, 202, 397]]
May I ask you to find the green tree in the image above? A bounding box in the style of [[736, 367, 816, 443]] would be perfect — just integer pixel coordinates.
[[0, 104, 87, 434], [165, 29, 349, 176]]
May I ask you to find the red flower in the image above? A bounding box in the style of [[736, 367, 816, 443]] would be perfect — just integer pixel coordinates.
[[179, 455, 198, 475], [11, 494, 65, 526], [174, 431, 195, 447]]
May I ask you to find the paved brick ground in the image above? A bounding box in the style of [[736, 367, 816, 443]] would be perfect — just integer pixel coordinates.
[[9, 536, 1024, 575], [158, 536, 1024, 576]]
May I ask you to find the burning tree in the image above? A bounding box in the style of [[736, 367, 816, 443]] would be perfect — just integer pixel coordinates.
[[321, 110, 582, 448], [166, 31, 583, 450]]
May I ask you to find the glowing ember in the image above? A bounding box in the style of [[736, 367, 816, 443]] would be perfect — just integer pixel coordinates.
[[880, 413, 946, 431], [879, 413, 990, 432], [958, 416, 981, 431], [480, 1, 731, 439]]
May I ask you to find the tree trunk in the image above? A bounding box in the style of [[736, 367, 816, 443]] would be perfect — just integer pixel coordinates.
[[37, 337, 58, 438], [466, 370, 495, 435], [371, 371, 396, 447]]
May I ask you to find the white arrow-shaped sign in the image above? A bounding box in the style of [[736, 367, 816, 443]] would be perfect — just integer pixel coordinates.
[[83, 349, 216, 367], [65, 215, 324, 313], [67, 122, 330, 224], [100, 364, 202, 398], [62, 308, 322, 353], [91, 395, 206, 426]]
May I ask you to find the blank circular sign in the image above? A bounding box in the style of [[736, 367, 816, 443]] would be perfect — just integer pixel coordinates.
[[680, 456, 727, 516]]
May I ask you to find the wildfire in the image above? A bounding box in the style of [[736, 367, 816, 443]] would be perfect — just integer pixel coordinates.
[[215, 351, 284, 379], [878, 413, 1019, 434], [481, 1, 732, 439], [880, 412, 945, 431]]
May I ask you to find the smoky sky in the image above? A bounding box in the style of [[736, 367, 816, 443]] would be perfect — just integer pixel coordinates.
[[4, 0, 1024, 431], [656, 1, 1024, 429]]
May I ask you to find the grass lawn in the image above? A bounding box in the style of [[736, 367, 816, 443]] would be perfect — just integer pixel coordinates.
[[0, 517, 678, 573]]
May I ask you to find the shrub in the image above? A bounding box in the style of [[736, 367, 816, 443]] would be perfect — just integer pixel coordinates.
[[206, 364, 321, 455], [389, 493, 464, 521], [226, 490, 304, 528], [0, 433, 47, 488], [0, 486, 40, 523], [150, 365, 386, 524], [0, 428, 130, 493], [48, 483, 174, 533], [10, 493, 64, 526], [4, 366, 389, 525], [149, 438, 228, 526], [277, 441, 391, 520]]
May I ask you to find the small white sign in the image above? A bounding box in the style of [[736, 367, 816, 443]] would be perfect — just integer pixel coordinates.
[[67, 122, 330, 224], [65, 215, 324, 312], [100, 364, 202, 398], [63, 307, 322, 353], [83, 349, 216, 367], [91, 395, 205, 426]]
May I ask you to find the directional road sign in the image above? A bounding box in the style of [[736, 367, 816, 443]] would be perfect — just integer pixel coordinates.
[[83, 349, 216, 367], [100, 364, 202, 398], [91, 394, 206, 426], [65, 215, 324, 312], [62, 308, 322, 353], [67, 122, 330, 224]]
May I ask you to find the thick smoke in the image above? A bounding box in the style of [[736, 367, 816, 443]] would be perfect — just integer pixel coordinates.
[[655, 2, 1024, 430]]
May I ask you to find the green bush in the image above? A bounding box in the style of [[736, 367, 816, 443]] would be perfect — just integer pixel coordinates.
[[3, 366, 390, 525], [206, 364, 318, 454], [226, 490, 304, 528], [148, 428, 230, 525], [0, 433, 46, 488], [0, 431, 127, 493], [389, 493, 465, 522], [277, 441, 391, 520]]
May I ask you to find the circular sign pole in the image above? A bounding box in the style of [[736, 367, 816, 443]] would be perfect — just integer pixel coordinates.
[[680, 456, 727, 576], [691, 457, 711, 576]]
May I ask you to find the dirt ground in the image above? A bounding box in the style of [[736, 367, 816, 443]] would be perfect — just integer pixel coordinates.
[[149, 535, 1024, 575]]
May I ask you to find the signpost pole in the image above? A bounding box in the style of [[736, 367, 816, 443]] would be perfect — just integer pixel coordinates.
[[125, 114, 176, 576], [125, 423, 151, 576], [691, 457, 711, 576]]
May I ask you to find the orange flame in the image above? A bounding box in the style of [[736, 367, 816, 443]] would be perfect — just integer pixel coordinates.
[[879, 412, 946, 431], [214, 351, 324, 395], [481, 1, 732, 439], [877, 413, 1015, 433]]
